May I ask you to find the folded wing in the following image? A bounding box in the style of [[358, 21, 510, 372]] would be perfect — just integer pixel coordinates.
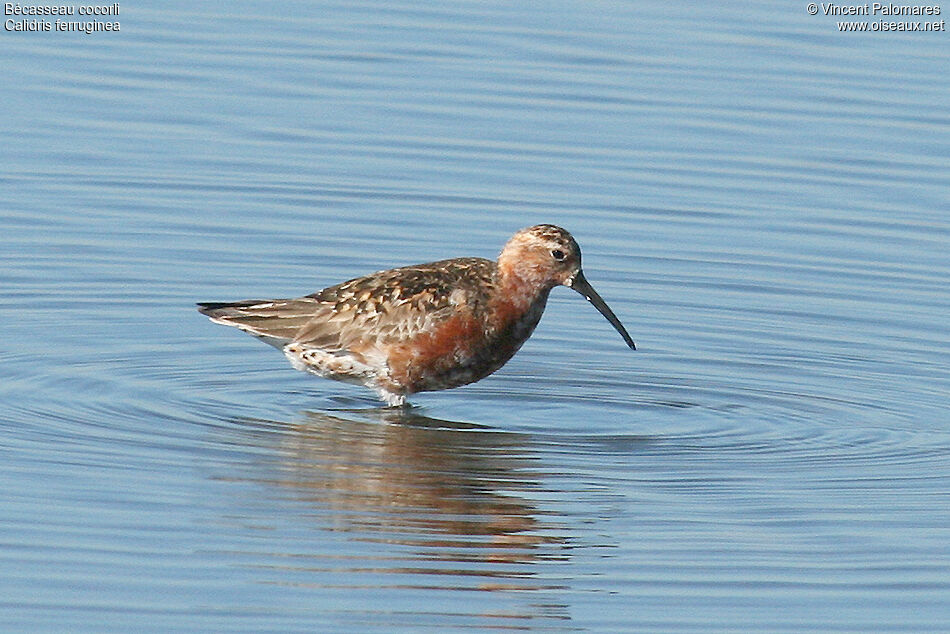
[[197, 257, 495, 356]]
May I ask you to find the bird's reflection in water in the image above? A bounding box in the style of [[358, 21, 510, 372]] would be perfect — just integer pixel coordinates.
[[240, 407, 569, 595]]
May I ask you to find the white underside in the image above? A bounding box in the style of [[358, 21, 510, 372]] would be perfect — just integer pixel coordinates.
[[283, 343, 406, 406]]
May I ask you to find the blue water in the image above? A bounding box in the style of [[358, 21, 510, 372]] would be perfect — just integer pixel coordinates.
[[2, 1, 949, 631]]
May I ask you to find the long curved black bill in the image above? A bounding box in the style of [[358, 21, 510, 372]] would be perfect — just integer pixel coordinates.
[[570, 271, 636, 350]]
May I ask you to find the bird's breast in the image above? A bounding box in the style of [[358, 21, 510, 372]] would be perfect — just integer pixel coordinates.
[[383, 293, 549, 394]]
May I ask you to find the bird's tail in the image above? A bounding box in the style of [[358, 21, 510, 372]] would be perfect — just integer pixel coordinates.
[[197, 298, 320, 348]]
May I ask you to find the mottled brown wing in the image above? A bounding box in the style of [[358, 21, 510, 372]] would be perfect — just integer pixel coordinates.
[[198, 257, 496, 353], [294, 257, 495, 352]]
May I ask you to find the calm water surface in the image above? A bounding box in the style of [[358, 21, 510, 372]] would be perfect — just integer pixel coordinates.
[[2, 1, 949, 631]]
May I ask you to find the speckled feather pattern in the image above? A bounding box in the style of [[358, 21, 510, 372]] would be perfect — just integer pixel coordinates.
[[198, 225, 634, 405]]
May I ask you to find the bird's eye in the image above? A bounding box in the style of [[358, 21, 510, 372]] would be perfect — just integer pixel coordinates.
[[551, 249, 565, 261]]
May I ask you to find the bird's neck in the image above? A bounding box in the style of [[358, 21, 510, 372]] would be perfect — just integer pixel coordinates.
[[490, 264, 553, 332]]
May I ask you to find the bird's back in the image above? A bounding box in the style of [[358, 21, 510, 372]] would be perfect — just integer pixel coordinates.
[[197, 257, 497, 353]]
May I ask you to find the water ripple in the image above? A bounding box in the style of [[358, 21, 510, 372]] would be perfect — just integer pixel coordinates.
[[3, 0, 950, 629]]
